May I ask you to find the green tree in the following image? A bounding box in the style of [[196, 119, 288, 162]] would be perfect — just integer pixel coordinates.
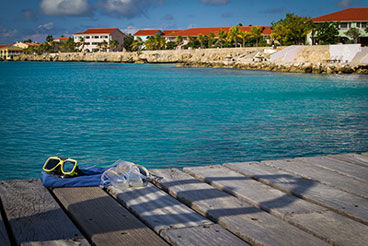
[[46, 35, 53, 43], [130, 37, 143, 51], [166, 41, 177, 50], [176, 35, 183, 45], [155, 34, 166, 50], [59, 38, 75, 52], [198, 34, 206, 48], [78, 37, 85, 51], [207, 32, 216, 48], [109, 40, 119, 51], [23, 39, 32, 43], [238, 30, 250, 47], [345, 27, 361, 44], [144, 36, 156, 50], [187, 36, 196, 49], [122, 34, 134, 51], [250, 27, 264, 47], [216, 29, 227, 48], [271, 13, 313, 45], [227, 25, 241, 47], [314, 22, 339, 45]]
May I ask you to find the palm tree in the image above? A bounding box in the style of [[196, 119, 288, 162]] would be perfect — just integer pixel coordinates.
[[198, 34, 206, 48], [145, 36, 156, 50], [78, 37, 85, 52], [208, 32, 215, 48], [238, 30, 250, 47], [227, 26, 241, 47], [188, 36, 196, 49], [109, 40, 119, 51], [250, 27, 263, 47], [152, 34, 165, 50], [176, 36, 183, 46], [100, 40, 108, 52], [130, 37, 143, 51], [216, 29, 227, 48]]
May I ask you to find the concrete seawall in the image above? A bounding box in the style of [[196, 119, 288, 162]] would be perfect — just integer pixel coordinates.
[[16, 45, 368, 74]]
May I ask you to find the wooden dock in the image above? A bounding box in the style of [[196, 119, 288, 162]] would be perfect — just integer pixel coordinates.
[[1, 152, 368, 245]]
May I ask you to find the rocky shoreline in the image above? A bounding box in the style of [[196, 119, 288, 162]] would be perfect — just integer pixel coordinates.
[[15, 46, 368, 74]]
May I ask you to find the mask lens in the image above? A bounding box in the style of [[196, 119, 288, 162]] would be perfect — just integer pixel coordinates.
[[44, 158, 60, 170], [63, 160, 77, 173]]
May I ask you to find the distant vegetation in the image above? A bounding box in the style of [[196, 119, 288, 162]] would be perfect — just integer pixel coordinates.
[[23, 13, 365, 54]]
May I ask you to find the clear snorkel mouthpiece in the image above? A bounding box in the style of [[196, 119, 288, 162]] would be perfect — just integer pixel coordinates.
[[100, 160, 154, 190]]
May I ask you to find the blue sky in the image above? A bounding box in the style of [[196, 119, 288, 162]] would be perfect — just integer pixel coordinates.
[[0, 0, 366, 43]]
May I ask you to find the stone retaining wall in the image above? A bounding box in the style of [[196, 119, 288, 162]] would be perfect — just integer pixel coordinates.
[[15, 45, 368, 74]]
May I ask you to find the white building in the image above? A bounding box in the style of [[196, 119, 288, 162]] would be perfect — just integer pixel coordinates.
[[133, 29, 162, 42], [73, 28, 125, 52]]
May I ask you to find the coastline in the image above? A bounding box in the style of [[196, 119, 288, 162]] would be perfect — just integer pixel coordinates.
[[14, 45, 368, 74]]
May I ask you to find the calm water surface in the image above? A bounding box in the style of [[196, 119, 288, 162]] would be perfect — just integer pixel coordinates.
[[1, 62, 368, 180]]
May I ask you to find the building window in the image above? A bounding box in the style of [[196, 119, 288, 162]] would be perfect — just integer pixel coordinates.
[[101, 35, 108, 38], [85, 42, 90, 45], [340, 22, 351, 29], [85, 36, 90, 39], [93, 36, 99, 39], [92, 42, 100, 45], [357, 22, 367, 28]]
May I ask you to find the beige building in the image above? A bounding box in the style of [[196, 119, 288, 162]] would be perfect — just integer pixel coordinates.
[[0, 45, 24, 60], [13, 42, 41, 49], [73, 28, 125, 52]]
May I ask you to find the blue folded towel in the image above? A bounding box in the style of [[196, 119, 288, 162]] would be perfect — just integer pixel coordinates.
[[41, 165, 109, 188]]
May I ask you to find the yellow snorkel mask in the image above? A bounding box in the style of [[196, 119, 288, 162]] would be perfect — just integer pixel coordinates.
[[43, 156, 82, 177]]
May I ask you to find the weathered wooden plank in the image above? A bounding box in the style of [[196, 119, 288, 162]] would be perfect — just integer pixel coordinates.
[[108, 184, 247, 246], [0, 179, 88, 245], [0, 205, 11, 246], [296, 155, 368, 183], [52, 186, 168, 246], [160, 224, 247, 246], [224, 162, 368, 225], [151, 168, 328, 246], [261, 158, 368, 199], [185, 165, 368, 246], [21, 239, 90, 246], [326, 153, 368, 168], [107, 184, 212, 231]]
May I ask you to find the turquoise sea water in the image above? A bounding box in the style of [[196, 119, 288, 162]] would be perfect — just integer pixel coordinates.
[[0, 61, 368, 180]]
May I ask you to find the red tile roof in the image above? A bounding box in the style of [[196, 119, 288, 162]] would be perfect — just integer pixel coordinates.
[[168, 26, 272, 37], [0, 44, 10, 48], [74, 28, 119, 35], [312, 7, 368, 22], [54, 37, 69, 40], [134, 29, 162, 36], [163, 30, 183, 37], [24, 42, 41, 46]]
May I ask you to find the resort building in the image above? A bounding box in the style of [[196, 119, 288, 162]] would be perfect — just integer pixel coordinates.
[[309, 7, 368, 45], [73, 28, 125, 52], [53, 37, 70, 43], [0, 44, 24, 60], [135, 26, 273, 45], [133, 29, 163, 42], [13, 42, 41, 49]]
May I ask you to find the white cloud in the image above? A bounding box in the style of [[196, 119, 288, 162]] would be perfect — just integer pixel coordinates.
[[40, 0, 90, 16], [121, 25, 138, 35], [38, 22, 54, 30], [0, 25, 17, 42], [200, 0, 230, 5], [338, 0, 353, 7], [101, 0, 163, 18]]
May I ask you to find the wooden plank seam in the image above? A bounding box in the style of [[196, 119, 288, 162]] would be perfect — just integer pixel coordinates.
[[224, 162, 368, 226], [0, 195, 14, 246], [46, 187, 92, 245]]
